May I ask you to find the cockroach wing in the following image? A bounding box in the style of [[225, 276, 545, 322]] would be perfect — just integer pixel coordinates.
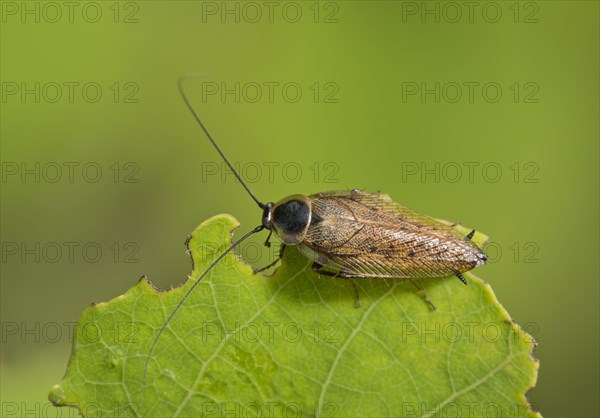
[[299, 190, 487, 279]]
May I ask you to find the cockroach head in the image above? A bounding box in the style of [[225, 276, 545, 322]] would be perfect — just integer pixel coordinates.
[[262, 202, 274, 230]]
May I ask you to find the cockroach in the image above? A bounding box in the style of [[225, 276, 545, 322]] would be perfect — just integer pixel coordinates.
[[143, 75, 487, 380]]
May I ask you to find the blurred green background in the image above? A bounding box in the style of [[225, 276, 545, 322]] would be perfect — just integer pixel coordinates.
[[1, 1, 598, 416]]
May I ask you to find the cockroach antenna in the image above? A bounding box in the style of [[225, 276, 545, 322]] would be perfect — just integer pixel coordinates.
[[177, 74, 266, 209], [143, 75, 268, 382], [143, 224, 263, 382]]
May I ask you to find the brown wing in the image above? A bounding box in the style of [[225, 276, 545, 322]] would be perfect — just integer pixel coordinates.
[[298, 190, 486, 278]]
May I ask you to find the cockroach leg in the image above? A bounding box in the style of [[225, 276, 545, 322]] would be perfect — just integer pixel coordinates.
[[465, 229, 476, 241], [407, 278, 437, 310], [311, 262, 338, 277], [311, 263, 362, 308], [263, 230, 273, 248], [253, 244, 286, 274]]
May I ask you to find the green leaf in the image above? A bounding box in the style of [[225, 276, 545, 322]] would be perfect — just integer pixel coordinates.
[[49, 214, 539, 417]]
